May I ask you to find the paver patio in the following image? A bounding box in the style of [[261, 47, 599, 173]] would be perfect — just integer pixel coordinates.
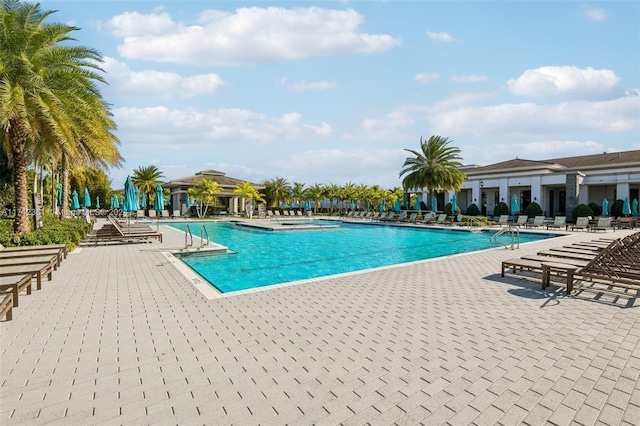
[[1, 220, 639, 425]]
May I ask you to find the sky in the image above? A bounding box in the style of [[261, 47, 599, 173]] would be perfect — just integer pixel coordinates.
[[41, 0, 640, 189]]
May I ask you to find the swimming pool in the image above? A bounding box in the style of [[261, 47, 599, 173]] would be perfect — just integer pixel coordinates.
[[169, 222, 558, 293]]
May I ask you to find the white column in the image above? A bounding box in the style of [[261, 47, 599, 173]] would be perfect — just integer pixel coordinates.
[[499, 178, 509, 204]]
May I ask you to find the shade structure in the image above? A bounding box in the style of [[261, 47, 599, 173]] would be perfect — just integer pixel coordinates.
[[622, 196, 631, 216], [56, 183, 63, 207], [633, 199, 639, 216], [154, 184, 164, 211], [451, 194, 457, 213], [394, 199, 401, 212], [95, 196, 100, 209], [141, 193, 147, 209], [415, 194, 421, 210], [431, 195, 438, 212], [83, 188, 91, 209], [123, 176, 137, 212], [602, 198, 609, 216], [70, 190, 80, 210], [511, 194, 520, 214]]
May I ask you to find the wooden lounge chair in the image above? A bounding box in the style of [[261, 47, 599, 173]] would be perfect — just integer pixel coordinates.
[[1, 288, 13, 321], [591, 217, 614, 232], [510, 215, 529, 227], [1, 254, 59, 271], [571, 217, 590, 231], [525, 216, 545, 229], [0, 263, 53, 290], [495, 215, 509, 227], [546, 216, 567, 230], [0, 274, 32, 308], [94, 215, 163, 245], [0, 243, 67, 261]]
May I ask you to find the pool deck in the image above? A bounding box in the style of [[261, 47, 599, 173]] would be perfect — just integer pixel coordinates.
[[1, 219, 639, 425]]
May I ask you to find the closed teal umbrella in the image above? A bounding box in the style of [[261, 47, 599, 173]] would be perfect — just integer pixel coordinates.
[[123, 176, 137, 212], [154, 184, 164, 211], [602, 198, 609, 216], [511, 194, 520, 214], [141, 193, 147, 209], [394, 199, 401, 212], [57, 183, 63, 207], [71, 190, 80, 210], [415, 194, 421, 210], [431, 195, 438, 212], [633, 199, 638, 216], [451, 194, 457, 213], [379, 200, 385, 212], [185, 194, 190, 209], [96, 196, 100, 209], [83, 187, 91, 208], [622, 196, 631, 216], [111, 194, 119, 209]]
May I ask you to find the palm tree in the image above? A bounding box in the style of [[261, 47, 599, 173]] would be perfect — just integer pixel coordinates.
[[1, 1, 121, 232], [305, 183, 325, 213], [269, 177, 292, 208], [399, 136, 466, 209], [132, 166, 165, 212], [188, 178, 221, 218], [233, 181, 266, 219], [291, 182, 305, 207]]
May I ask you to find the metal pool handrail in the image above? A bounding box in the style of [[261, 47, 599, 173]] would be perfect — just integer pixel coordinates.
[[490, 226, 520, 249], [185, 224, 193, 249], [200, 225, 209, 248]]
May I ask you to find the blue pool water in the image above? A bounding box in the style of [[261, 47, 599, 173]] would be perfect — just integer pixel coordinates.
[[169, 222, 558, 293]]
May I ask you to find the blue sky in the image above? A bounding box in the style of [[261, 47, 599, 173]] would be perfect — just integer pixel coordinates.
[[42, 0, 639, 189]]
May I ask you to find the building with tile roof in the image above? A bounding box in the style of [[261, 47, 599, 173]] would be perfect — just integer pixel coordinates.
[[446, 150, 640, 220], [164, 170, 265, 216]]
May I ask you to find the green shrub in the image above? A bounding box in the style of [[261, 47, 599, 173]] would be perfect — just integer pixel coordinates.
[[493, 202, 509, 216], [572, 203, 594, 219], [444, 202, 461, 215], [611, 199, 624, 217], [466, 203, 479, 216], [589, 202, 602, 216], [523, 201, 543, 218], [0, 214, 92, 251]]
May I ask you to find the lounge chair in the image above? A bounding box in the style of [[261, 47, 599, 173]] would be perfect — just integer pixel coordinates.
[[0, 262, 53, 290], [546, 216, 567, 230], [1, 288, 13, 321], [393, 211, 407, 222], [404, 213, 418, 223], [503, 232, 640, 294], [0, 242, 67, 260], [591, 217, 614, 232], [510, 215, 529, 227], [525, 216, 545, 229], [171, 210, 180, 218], [571, 217, 590, 231], [148, 210, 157, 219], [0, 274, 32, 308], [495, 215, 509, 227], [95, 215, 163, 245], [379, 212, 396, 222]]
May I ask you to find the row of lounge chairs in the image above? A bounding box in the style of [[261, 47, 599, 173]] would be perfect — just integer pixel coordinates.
[[0, 243, 68, 321], [496, 215, 618, 232], [267, 210, 307, 218], [92, 215, 163, 245], [502, 231, 640, 295]]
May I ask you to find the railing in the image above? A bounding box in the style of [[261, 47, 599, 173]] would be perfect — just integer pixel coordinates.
[[463, 217, 483, 231], [490, 226, 520, 249], [200, 225, 210, 248], [184, 224, 193, 249]]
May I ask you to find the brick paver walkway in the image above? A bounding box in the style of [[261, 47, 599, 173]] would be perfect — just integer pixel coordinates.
[[1, 221, 639, 425]]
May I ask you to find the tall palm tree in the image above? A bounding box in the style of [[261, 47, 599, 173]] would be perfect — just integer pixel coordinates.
[[399, 136, 466, 209], [233, 181, 266, 219], [132, 165, 165, 211], [305, 183, 325, 213], [291, 182, 305, 207], [269, 177, 292, 208], [1, 1, 121, 232]]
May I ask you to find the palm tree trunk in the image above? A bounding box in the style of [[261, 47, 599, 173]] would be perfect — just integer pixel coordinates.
[[9, 120, 31, 233], [61, 152, 69, 218]]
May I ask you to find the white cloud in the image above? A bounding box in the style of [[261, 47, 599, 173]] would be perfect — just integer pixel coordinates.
[[581, 7, 607, 21], [414, 73, 439, 84], [102, 57, 224, 99], [106, 7, 401, 65], [507, 66, 620, 99], [113, 106, 332, 146], [432, 91, 496, 109], [426, 31, 456, 42], [281, 77, 339, 92], [429, 91, 640, 137], [450, 74, 489, 83]]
